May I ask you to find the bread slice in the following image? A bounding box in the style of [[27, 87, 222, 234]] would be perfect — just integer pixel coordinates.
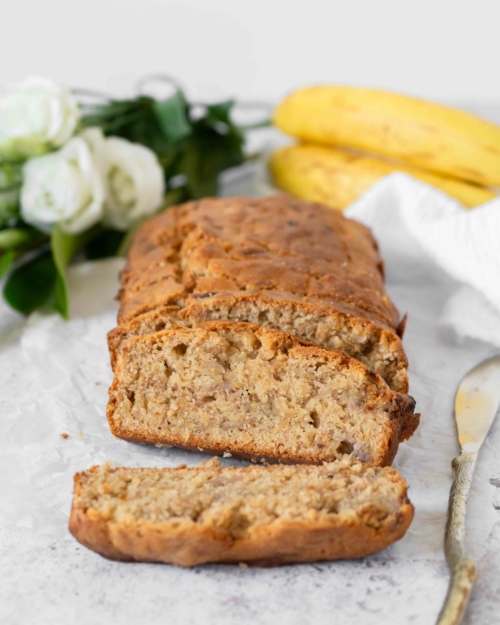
[[107, 322, 418, 466], [107, 296, 409, 392], [69, 458, 413, 566], [110, 196, 409, 392]]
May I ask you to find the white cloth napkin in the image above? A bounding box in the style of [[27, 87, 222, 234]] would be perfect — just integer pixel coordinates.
[[346, 173, 500, 348]]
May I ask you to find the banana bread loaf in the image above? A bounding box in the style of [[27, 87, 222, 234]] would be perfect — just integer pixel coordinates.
[[107, 322, 418, 466], [69, 458, 413, 566], [109, 196, 409, 392]]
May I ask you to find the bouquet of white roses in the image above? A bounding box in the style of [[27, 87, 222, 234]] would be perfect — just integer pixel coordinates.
[[0, 77, 266, 317]]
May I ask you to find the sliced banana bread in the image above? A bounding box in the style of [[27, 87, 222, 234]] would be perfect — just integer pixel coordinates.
[[109, 196, 408, 392], [69, 458, 413, 566], [107, 322, 418, 466]]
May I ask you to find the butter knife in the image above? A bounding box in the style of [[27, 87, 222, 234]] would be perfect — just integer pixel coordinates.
[[436, 355, 500, 625]]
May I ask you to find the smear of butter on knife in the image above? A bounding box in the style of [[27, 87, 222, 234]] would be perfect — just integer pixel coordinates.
[[455, 390, 495, 448]]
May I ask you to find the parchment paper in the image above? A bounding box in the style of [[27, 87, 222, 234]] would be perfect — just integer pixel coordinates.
[[1, 169, 499, 566]]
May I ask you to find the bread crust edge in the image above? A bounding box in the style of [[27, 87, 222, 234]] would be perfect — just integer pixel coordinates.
[[69, 470, 414, 567], [107, 322, 418, 467]]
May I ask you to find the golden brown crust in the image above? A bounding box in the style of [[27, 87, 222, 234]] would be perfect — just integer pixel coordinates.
[[119, 196, 398, 326], [71, 510, 414, 566], [69, 463, 414, 567], [107, 321, 418, 466], [111, 197, 408, 391]]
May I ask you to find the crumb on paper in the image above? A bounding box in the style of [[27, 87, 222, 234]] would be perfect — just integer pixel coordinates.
[[239, 563, 249, 570], [222, 452, 232, 458], [95, 382, 101, 386], [60, 433, 69, 440], [78, 431, 84, 438], [201, 457, 220, 468]]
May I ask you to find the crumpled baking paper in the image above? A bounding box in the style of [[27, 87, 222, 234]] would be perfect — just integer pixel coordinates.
[[0, 173, 499, 561]]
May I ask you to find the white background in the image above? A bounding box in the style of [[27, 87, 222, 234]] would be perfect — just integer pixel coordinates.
[[2, 0, 500, 109]]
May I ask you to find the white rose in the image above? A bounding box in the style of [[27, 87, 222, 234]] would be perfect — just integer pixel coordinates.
[[79, 127, 108, 173], [0, 77, 80, 160], [20, 137, 104, 234], [80, 129, 165, 230]]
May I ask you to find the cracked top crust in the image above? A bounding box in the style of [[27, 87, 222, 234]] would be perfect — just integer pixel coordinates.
[[118, 196, 402, 331]]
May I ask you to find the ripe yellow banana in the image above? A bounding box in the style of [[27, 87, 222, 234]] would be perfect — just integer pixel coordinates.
[[273, 86, 500, 187], [269, 144, 497, 210]]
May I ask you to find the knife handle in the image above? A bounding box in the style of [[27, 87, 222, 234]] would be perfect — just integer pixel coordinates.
[[436, 451, 477, 625]]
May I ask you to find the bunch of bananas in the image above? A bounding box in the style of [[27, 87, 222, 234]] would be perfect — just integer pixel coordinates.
[[270, 86, 500, 209]]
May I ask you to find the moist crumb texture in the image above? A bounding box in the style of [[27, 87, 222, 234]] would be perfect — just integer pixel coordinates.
[[107, 323, 418, 466], [109, 196, 409, 392], [69, 458, 414, 566]]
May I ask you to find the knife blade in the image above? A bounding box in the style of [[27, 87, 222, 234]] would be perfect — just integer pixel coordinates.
[[436, 354, 500, 625], [454, 355, 500, 453]]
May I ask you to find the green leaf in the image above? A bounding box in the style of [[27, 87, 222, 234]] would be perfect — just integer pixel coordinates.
[[0, 250, 15, 279], [85, 230, 125, 260], [153, 91, 192, 144], [85, 97, 175, 157], [52, 227, 78, 274], [181, 121, 245, 198], [0, 228, 34, 250], [239, 118, 271, 131], [3, 250, 59, 315], [206, 100, 234, 126], [178, 100, 245, 198], [0, 163, 22, 223], [78, 88, 268, 207], [81, 98, 152, 134], [50, 224, 103, 318], [2, 225, 98, 318], [0, 162, 23, 189], [52, 271, 68, 318]]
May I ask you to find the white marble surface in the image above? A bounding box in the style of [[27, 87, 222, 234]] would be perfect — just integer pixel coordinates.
[[1, 171, 500, 624]]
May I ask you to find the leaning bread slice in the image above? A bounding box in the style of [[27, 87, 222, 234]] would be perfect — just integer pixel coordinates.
[[107, 296, 409, 393], [107, 322, 418, 465], [69, 458, 413, 566]]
